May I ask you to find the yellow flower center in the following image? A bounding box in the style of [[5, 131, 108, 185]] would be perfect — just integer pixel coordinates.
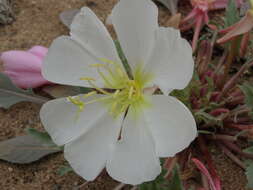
[[68, 59, 153, 118], [250, 0, 253, 15]]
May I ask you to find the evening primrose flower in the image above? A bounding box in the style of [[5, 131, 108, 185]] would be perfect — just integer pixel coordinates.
[[40, 0, 197, 185]]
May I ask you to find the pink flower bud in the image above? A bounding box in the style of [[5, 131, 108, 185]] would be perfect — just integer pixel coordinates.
[[0, 46, 51, 89]]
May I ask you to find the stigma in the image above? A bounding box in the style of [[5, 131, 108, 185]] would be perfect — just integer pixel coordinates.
[[67, 58, 153, 118]]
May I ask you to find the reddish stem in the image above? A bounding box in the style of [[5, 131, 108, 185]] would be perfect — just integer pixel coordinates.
[[209, 108, 229, 116], [218, 142, 245, 169], [218, 60, 253, 101], [192, 15, 203, 52], [225, 123, 253, 130], [207, 134, 236, 142], [225, 95, 244, 106], [240, 32, 250, 57], [164, 156, 178, 179], [221, 140, 253, 159], [198, 136, 222, 189]]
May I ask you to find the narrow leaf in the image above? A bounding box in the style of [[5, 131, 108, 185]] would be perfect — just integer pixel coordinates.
[[167, 165, 184, 190], [240, 82, 253, 109], [245, 161, 253, 188], [26, 128, 55, 146], [0, 73, 49, 108], [225, 0, 240, 27], [243, 146, 253, 154], [0, 135, 61, 164]]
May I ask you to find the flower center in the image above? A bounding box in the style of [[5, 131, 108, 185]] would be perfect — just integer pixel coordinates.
[[250, 0, 253, 16], [67, 59, 153, 118]]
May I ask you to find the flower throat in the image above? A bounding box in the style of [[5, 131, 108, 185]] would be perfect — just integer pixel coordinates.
[[67, 58, 153, 118]]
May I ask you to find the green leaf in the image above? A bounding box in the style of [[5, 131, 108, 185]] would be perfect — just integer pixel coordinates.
[[194, 109, 223, 126], [225, 0, 240, 27], [139, 164, 168, 190], [114, 40, 133, 78], [0, 73, 48, 108], [167, 165, 184, 190], [243, 146, 253, 154], [26, 128, 55, 146], [245, 161, 253, 188], [138, 164, 184, 190], [57, 165, 73, 176], [239, 82, 253, 109], [0, 135, 61, 164]]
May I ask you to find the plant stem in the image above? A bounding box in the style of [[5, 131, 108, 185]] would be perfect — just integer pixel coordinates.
[[198, 136, 221, 188], [218, 59, 253, 101], [218, 142, 245, 169], [220, 39, 238, 87], [221, 140, 253, 159]]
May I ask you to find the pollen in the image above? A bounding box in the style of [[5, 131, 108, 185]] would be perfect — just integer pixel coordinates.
[[68, 58, 153, 118]]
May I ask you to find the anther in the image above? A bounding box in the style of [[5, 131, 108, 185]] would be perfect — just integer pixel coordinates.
[[83, 91, 97, 98], [80, 77, 96, 81], [99, 58, 115, 65]]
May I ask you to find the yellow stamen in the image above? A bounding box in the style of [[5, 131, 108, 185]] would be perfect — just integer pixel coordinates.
[[99, 58, 115, 65], [89, 63, 105, 67], [82, 91, 97, 98], [113, 90, 120, 98], [128, 86, 134, 99], [80, 77, 96, 81], [67, 96, 85, 112], [69, 58, 153, 118]]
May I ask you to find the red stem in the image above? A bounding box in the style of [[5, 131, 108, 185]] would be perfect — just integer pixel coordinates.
[[225, 123, 253, 130], [218, 142, 245, 169], [198, 136, 222, 189], [218, 60, 253, 101], [221, 140, 253, 159], [192, 15, 203, 52]]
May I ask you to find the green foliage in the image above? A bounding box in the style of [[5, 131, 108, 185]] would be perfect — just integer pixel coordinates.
[[170, 71, 199, 109], [0, 133, 61, 164], [26, 128, 56, 146], [0, 73, 48, 108], [240, 82, 253, 109], [245, 160, 253, 188], [114, 40, 132, 78], [194, 109, 224, 127], [224, 0, 240, 28], [138, 165, 184, 190], [243, 146, 253, 154], [167, 165, 184, 190]]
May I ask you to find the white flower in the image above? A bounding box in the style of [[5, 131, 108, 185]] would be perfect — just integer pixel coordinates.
[[40, 0, 197, 185]]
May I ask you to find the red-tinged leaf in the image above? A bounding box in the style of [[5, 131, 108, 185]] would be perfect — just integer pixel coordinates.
[[217, 12, 253, 43], [192, 158, 220, 190]]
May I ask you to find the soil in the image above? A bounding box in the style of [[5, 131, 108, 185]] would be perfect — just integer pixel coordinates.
[[0, 0, 249, 189]]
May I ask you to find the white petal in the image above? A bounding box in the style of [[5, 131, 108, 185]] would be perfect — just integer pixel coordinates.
[[70, 7, 120, 63], [144, 95, 197, 157], [111, 0, 158, 69], [64, 113, 123, 181], [145, 27, 194, 94], [40, 94, 108, 146], [106, 108, 161, 185], [42, 36, 105, 87]]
